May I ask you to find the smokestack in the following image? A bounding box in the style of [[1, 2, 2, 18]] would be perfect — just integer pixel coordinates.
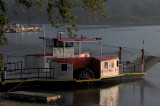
[[60, 32, 63, 39], [57, 32, 59, 39]]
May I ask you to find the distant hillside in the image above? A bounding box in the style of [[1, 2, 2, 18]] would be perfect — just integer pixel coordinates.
[[6, 0, 160, 25]]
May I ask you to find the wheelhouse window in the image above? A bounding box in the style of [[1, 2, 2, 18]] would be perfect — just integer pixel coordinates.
[[46, 39, 54, 47], [62, 64, 67, 71], [46, 39, 74, 47], [55, 40, 64, 47], [54, 39, 74, 47], [66, 42, 73, 47]]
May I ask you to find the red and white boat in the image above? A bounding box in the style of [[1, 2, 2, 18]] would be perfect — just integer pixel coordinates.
[[24, 32, 145, 83]]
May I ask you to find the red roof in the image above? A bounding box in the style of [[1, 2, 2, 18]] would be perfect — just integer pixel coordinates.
[[52, 56, 118, 71], [74, 52, 89, 55], [25, 54, 52, 57], [50, 37, 101, 42], [52, 57, 92, 71], [94, 56, 119, 62]]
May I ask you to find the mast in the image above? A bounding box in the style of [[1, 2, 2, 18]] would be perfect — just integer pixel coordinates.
[[142, 40, 145, 73], [100, 40, 102, 57]]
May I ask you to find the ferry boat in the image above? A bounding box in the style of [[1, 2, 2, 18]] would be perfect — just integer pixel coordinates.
[[0, 32, 146, 87], [24, 32, 145, 83]]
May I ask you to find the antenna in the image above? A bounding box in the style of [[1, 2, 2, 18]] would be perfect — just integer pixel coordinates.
[[143, 40, 144, 50]]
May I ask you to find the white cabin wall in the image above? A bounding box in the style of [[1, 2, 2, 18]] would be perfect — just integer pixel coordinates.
[[25, 56, 52, 73], [53, 47, 74, 58], [100, 59, 119, 77], [50, 62, 73, 80]]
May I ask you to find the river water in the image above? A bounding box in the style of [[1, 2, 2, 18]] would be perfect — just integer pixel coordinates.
[[1, 25, 160, 106]]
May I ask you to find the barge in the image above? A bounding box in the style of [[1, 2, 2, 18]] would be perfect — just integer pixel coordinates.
[[5, 23, 43, 33], [0, 32, 145, 86]]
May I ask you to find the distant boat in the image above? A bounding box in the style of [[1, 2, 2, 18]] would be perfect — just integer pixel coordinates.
[[5, 23, 43, 33]]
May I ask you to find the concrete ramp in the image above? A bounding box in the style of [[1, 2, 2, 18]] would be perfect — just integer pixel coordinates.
[[144, 56, 160, 71], [126, 55, 160, 72]]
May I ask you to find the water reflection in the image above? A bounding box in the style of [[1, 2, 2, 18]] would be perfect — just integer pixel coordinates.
[[99, 85, 120, 106], [58, 79, 145, 106]]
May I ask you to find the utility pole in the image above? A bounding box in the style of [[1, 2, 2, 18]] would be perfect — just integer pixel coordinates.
[[39, 26, 46, 70], [119, 47, 122, 64]]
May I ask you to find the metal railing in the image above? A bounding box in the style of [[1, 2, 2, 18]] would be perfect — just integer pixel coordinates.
[[2, 68, 55, 82], [119, 63, 142, 74]]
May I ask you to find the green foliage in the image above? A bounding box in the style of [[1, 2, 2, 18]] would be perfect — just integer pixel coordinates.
[[0, 0, 10, 45], [0, 0, 108, 42], [15, 0, 44, 11], [47, 0, 108, 38], [15, 0, 45, 25], [82, 0, 108, 19]]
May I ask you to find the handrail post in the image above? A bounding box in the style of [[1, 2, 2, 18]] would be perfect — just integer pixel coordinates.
[[123, 63, 124, 73], [38, 68, 39, 79], [134, 64, 135, 73], [46, 68, 47, 79], [20, 61, 22, 79], [50, 68, 51, 79]]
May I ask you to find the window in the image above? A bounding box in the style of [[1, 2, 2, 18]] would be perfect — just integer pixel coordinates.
[[62, 64, 67, 71], [46, 39, 54, 47], [53, 39, 63, 47], [104, 62, 108, 69], [53, 39, 73, 47], [111, 61, 114, 68], [117, 61, 119, 67], [55, 41, 64, 47], [66, 42, 73, 47]]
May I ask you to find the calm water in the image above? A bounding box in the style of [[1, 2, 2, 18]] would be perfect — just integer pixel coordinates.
[[1, 25, 160, 106]]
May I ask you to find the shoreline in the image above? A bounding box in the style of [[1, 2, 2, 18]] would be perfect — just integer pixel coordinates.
[[19, 22, 160, 27]]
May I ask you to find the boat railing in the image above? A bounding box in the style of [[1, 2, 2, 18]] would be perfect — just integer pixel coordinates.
[[1, 68, 55, 82], [119, 63, 142, 74]]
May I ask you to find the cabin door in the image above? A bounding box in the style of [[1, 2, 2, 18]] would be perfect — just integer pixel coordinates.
[[102, 61, 109, 77]]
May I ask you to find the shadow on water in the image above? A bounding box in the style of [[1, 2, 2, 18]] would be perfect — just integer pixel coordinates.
[[0, 78, 146, 106], [1, 78, 145, 92]]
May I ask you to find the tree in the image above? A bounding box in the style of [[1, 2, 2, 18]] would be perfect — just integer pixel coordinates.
[[47, 0, 108, 38], [0, 0, 108, 44], [15, 0, 44, 25], [0, 0, 10, 45], [0, 0, 10, 78]]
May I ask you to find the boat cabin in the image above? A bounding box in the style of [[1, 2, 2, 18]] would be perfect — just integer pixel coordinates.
[[25, 32, 119, 80], [51, 56, 119, 80]]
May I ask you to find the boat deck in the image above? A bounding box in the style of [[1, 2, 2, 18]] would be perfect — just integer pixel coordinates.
[[1, 55, 158, 85], [0, 71, 145, 85]]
